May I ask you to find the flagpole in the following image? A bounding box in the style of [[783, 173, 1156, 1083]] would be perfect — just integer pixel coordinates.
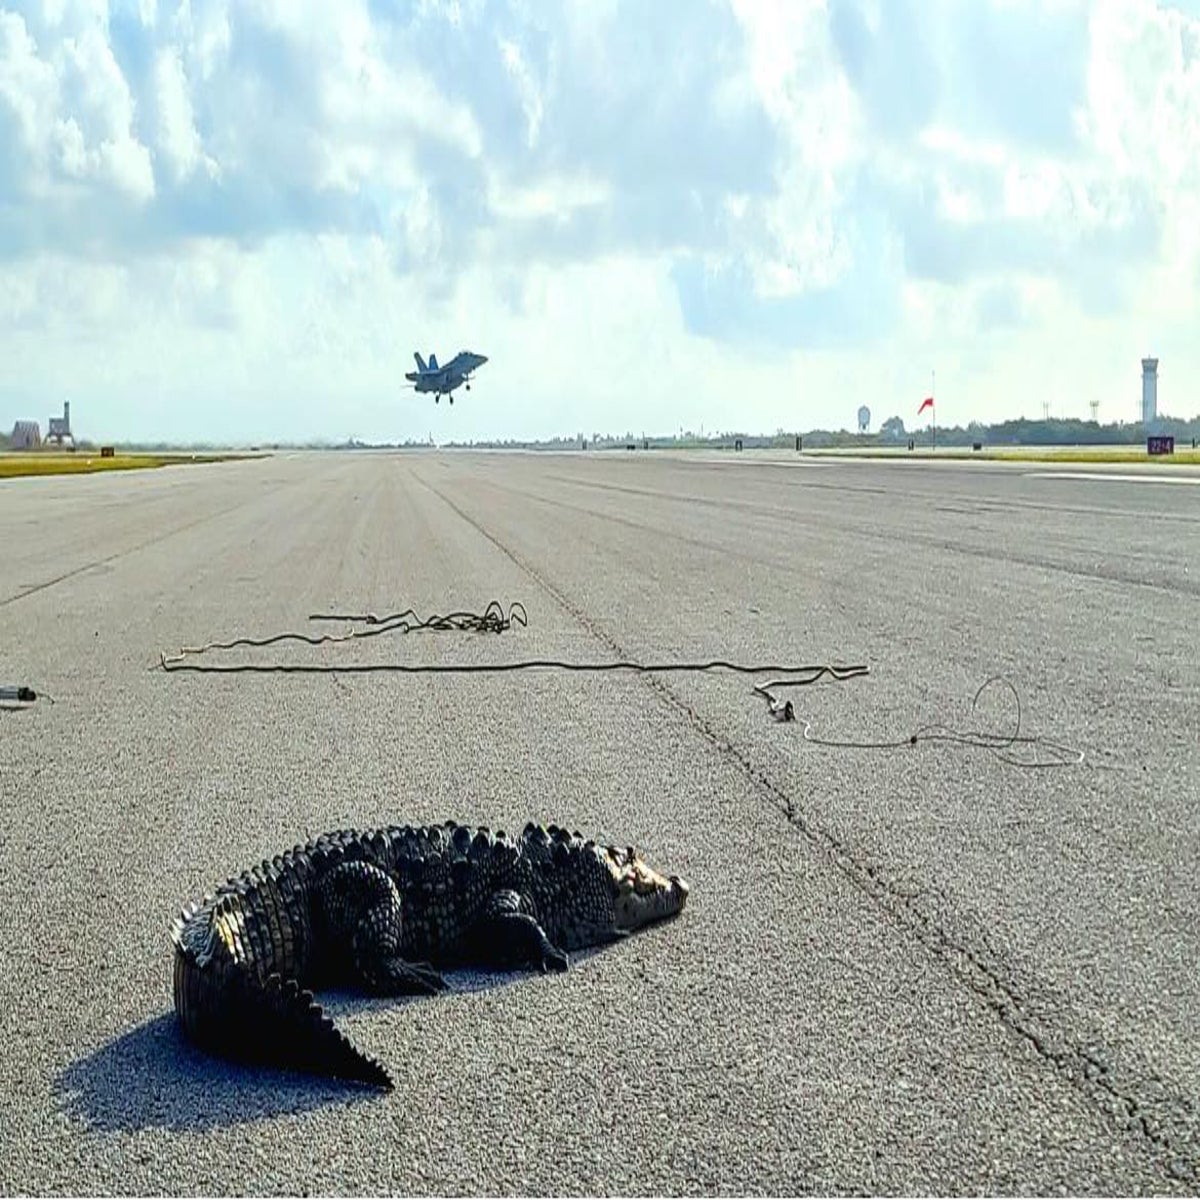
[[931, 369, 936, 451]]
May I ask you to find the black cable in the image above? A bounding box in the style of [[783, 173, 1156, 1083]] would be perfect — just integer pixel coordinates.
[[309, 601, 527, 629], [160, 600, 527, 665], [778, 675, 1084, 768], [159, 656, 867, 679], [157, 603, 1083, 769], [753, 665, 872, 720]]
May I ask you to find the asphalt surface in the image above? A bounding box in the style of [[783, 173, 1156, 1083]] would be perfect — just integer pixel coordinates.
[[1, 448, 1197, 1195]]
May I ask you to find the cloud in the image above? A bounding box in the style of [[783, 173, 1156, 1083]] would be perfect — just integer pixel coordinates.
[[2, 0, 780, 275], [826, 0, 1091, 150], [0, 7, 154, 209], [860, 154, 1163, 293], [1, 0, 1199, 442], [680, 0, 1164, 356], [974, 281, 1028, 330], [827, 0, 941, 142], [150, 45, 212, 183], [671, 205, 904, 350]]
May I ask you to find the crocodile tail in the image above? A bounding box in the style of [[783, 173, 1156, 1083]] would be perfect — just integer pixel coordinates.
[[250, 972, 393, 1090], [172, 908, 392, 1090]]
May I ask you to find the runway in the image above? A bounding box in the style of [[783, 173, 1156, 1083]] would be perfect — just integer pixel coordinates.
[[1, 448, 1198, 1194]]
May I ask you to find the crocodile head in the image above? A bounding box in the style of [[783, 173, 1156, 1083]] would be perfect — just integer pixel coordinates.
[[603, 844, 689, 933], [520, 824, 689, 951], [543, 840, 688, 952]]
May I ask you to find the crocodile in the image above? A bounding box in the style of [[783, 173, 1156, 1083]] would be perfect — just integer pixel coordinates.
[[170, 819, 689, 1090]]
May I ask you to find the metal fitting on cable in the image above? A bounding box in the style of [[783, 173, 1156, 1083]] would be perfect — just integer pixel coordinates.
[[1, 686, 37, 703]]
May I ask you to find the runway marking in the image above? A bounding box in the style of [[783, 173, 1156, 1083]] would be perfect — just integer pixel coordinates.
[[1027, 471, 1200, 485]]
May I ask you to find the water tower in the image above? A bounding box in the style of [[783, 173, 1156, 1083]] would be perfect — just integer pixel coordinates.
[[1141, 357, 1158, 424], [857, 405, 870, 434]]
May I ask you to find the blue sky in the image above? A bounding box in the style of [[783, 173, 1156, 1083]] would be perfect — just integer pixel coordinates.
[[1, 0, 1198, 444]]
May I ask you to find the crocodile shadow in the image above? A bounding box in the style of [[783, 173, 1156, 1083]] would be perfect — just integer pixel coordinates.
[[54, 959, 594, 1133], [55, 1012, 382, 1133]]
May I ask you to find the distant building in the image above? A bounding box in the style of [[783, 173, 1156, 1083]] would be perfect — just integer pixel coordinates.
[[1141, 358, 1158, 425], [10, 420, 41, 449], [46, 400, 74, 447]]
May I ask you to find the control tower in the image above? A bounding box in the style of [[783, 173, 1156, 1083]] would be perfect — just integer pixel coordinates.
[[1141, 358, 1158, 425]]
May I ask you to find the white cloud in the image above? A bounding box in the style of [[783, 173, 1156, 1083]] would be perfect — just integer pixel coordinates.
[[0, 11, 59, 158], [1, 5, 155, 212], [497, 34, 542, 149], [152, 45, 210, 182]]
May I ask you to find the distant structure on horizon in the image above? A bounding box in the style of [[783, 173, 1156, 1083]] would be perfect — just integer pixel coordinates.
[[1141, 358, 1158, 425], [857, 404, 870, 433], [10, 420, 41, 449], [46, 400, 74, 447]]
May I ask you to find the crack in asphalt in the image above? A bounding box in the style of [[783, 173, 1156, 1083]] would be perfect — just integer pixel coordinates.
[[416, 466, 1199, 1188]]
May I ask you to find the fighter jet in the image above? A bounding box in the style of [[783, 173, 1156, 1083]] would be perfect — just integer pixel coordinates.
[[404, 350, 488, 404]]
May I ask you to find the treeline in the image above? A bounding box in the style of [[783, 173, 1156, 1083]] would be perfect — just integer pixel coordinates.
[[449, 414, 1200, 452], [864, 415, 1200, 449], [6, 415, 1197, 454]]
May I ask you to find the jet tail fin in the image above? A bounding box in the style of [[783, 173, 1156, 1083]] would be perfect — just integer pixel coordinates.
[[428, 353, 438, 371], [413, 352, 427, 372]]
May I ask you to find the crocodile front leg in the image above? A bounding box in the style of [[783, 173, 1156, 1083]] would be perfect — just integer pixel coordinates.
[[312, 861, 447, 996], [469, 889, 569, 973]]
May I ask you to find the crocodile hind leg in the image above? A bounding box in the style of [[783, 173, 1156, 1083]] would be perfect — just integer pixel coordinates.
[[312, 861, 447, 996], [469, 889, 569, 973]]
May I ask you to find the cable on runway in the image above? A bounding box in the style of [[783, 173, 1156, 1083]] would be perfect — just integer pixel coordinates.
[[159, 599, 527, 665], [758, 673, 1083, 768], [157, 601, 1083, 769]]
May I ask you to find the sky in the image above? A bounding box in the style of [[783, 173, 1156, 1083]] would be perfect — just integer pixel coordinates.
[[1, 0, 1199, 445]]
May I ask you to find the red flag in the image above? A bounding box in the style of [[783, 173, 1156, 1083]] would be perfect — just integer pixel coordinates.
[[917, 396, 934, 415]]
